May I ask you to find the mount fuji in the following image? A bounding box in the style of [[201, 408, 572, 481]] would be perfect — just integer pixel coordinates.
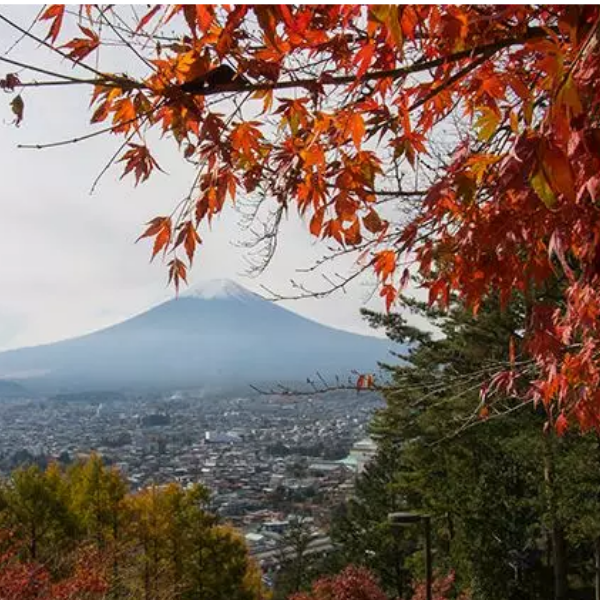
[[0, 280, 394, 394]]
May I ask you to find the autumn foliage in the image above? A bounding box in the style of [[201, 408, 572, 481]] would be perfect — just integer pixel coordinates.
[[290, 565, 388, 600], [3, 5, 600, 430], [289, 567, 472, 600], [411, 571, 470, 600], [0, 457, 265, 600], [0, 531, 108, 600]]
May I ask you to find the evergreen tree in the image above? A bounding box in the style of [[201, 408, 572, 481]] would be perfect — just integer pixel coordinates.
[[67, 453, 127, 548], [331, 442, 414, 599], [0, 463, 77, 565], [346, 294, 561, 599], [0, 460, 266, 600]]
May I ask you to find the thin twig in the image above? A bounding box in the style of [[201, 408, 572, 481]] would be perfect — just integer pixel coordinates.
[[0, 55, 97, 84], [100, 6, 157, 74], [16, 79, 97, 88], [0, 12, 109, 80], [18, 106, 158, 150], [89, 105, 161, 194], [1, 6, 44, 57], [409, 53, 490, 112]]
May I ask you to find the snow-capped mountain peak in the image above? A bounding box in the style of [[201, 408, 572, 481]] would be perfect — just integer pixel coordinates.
[[183, 278, 261, 301], [0, 277, 392, 392]]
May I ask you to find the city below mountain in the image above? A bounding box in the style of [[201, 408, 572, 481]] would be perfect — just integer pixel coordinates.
[[0, 279, 394, 394]]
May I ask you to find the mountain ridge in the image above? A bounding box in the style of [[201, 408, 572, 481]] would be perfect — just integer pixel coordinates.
[[0, 279, 394, 394]]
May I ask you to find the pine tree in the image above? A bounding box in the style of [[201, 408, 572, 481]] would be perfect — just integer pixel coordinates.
[[356, 295, 555, 599], [331, 442, 414, 598], [0, 459, 267, 600], [351, 288, 600, 598], [0, 463, 77, 565]]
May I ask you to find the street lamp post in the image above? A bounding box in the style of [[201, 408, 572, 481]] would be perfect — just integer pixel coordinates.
[[388, 512, 432, 600]]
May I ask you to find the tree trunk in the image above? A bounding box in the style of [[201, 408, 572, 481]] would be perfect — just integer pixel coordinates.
[[112, 512, 119, 585], [552, 524, 568, 600], [543, 432, 568, 600], [594, 537, 600, 600], [393, 535, 404, 600], [144, 541, 151, 600], [30, 522, 36, 560], [595, 434, 600, 600], [145, 566, 150, 600]]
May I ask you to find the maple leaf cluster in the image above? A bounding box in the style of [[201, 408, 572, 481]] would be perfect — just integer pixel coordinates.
[[4, 5, 600, 431], [0, 531, 108, 600], [291, 565, 388, 600], [411, 570, 471, 600]]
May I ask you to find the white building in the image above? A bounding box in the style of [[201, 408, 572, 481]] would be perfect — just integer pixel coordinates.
[[347, 437, 378, 474]]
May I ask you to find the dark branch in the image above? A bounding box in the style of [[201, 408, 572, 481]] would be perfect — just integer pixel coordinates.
[[2, 28, 547, 103], [409, 53, 490, 112], [0, 56, 97, 85], [178, 28, 548, 98]]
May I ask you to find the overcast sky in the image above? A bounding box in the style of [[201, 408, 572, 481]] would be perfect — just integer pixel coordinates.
[[0, 6, 428, 351]]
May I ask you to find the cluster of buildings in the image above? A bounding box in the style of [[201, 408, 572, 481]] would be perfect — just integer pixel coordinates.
[[0, 388, 380, 571]]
